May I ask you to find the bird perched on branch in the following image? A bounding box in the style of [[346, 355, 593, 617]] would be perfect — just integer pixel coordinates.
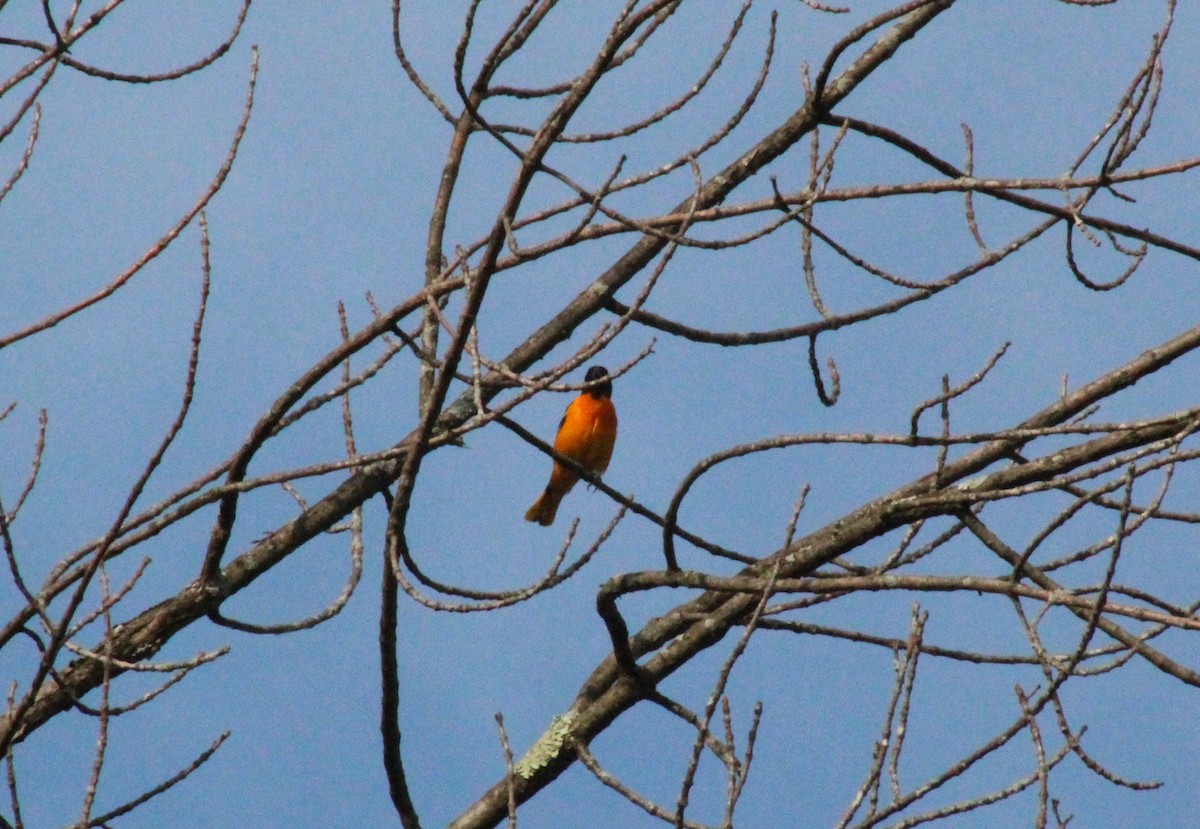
[[525, 365, 618, 526]]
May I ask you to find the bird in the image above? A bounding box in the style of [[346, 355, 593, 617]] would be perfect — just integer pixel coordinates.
[[525, 365, 618, 526]]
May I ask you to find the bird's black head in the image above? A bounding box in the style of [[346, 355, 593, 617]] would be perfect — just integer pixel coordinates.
[[584, 365, 612, 398]]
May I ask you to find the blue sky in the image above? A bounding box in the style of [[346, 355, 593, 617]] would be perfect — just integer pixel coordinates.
[[4, 1, 1200, 827]]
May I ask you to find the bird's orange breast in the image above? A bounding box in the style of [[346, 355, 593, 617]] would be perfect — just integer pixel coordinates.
[[554, 392, 618, 474]]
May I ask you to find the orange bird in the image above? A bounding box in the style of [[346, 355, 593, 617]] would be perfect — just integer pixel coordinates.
[[525, 365, 618, 526]]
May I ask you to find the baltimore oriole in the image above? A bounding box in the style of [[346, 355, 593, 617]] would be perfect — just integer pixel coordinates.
[[524, 365, 618, 526]]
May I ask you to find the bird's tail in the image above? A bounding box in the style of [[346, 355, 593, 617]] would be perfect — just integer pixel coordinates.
[[524, 487, 562, 526]]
